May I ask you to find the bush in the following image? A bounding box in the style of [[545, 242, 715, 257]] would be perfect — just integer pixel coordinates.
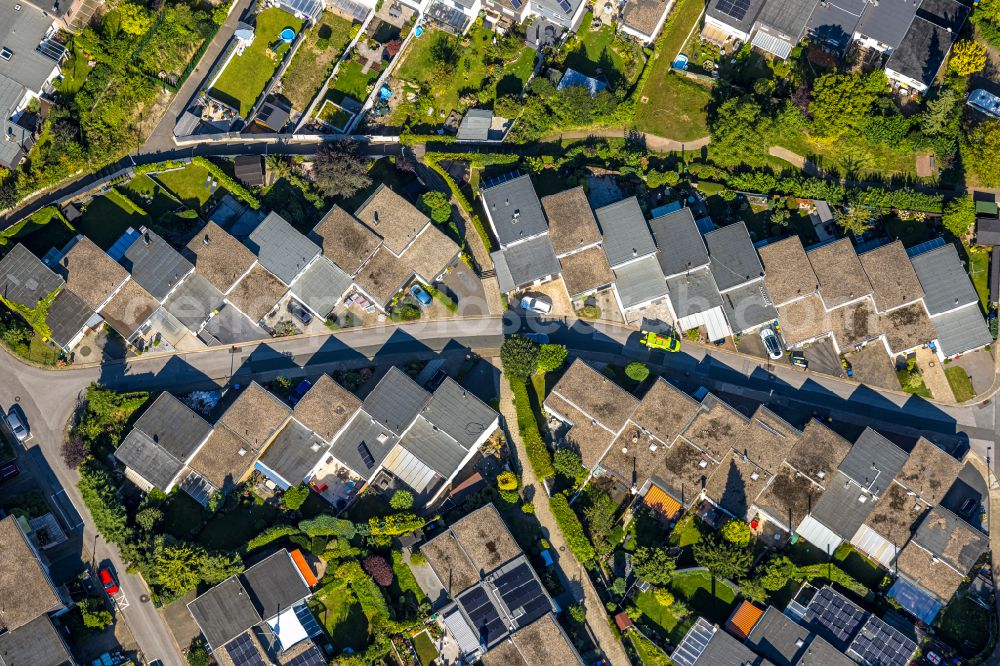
[[409, 550, 428, 566], [62, 434, 87, 469], [80, 599, 112, 630], [501, 334, 540, 381], [553, 449, 587, 484], [187, 638, 211, 666], [497, 471, 519, 491], [654, 588, 674, 606], [632, 547, 676, 585], [336, 561, 390, 619], [299, 515, 357, 539], [282, 484, 310, 510], [721, 519, 752, 547], [612, 577, 627, 596], [391, 303, 422, 322], [624, 361, 649, 383], [419, 191, 452, 224], [390, 489, 414, 510], [549, 494, 595, 564], [508, 379, 555, 479], [521, 502, 535, 514], [369, 513, 425, 537], [537, 344, 568, 373], [247, 525, 300, 551], [576, 305, 601, 319], [363, 554, 395, 587], [568, 603, 587, 624], [759, 555, 797, 591], [78, 459, 129, 545]]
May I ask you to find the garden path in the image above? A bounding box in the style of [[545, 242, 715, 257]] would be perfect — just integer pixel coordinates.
[[546, 129, 711, 152]]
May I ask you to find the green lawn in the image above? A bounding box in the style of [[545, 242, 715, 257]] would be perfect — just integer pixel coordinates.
[[635, 590, 690, 642], [937, 595, 992, 654], [832, 544, 885, 591], [197, 500, 280, 550], [628, 633, 674, 666], [155, 164, 227, 211], [121, 175, 183, 221], [209, 7, 304, 116], [311, 581, 371, 653], [0, 206, 75, 256], [391, 550, 426, 602], [390, 25, 535, 125], [634, 0, 710, 141], [773, 130, 919, 180], [966, 245, 990, 310], [669, 514, 704, 548], [412, 631, 439, 666], [281, 13, 355, 111], [669, 569, 739, 624], [56, 43, 92, 98], [76, 190, 149, 250], [945, 365, 976, 402], [327, 59, 380, 106], [564, 13, 644, 88]]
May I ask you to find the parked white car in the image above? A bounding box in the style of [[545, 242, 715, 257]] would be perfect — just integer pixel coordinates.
[[759, 327, 783, 360], [520, 296, 552, 315]]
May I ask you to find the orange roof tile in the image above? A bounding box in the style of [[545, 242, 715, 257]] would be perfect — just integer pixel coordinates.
[[726, 601, 764, 639], [290, 548, 318, 587], [644, 485, 681, 520]]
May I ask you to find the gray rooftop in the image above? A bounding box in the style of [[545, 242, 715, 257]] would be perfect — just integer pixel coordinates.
[[839, 428, 908, 496], [649, 208, 711, 277], [755, 0, 818, 40], [919, 0, 970, 31], [910, 244, 979, 315], [0, 3, 60, 92], [398, 415, 468, 478], [0, 614, 73, 666], [481, 174, 549, 247], [613, 254, 669, 309], [46, 288, 93, 350], [363, 367, 431, 435], [0, 244, 63, 309], [856, 0, 920, 50], [887, 10, 966, 88], [290, 256, 352, 319], [421, 377, 498, 450], [490, 235, 561, 293], [705, 222, 764, 291], [330, 408, 398, 476], [457, 109, 492, 141], [187, 577, 261, 651], [696, 627, 766, 665], [258, 419, 329, 487], [121, 229, 194, 301], [163, 272, 224, 333], [977, 218, 1000, 246], [806, 0, 866, 47], [240, 550, 311, 621], [912, 505, 988, 572], [931, 304, 992, 356], [247, 212, 321, 285], [745, 607, 812, 666], [133, 392, 214, 461], [201, 303, 268, 345], [722, 281, 777, 332], [114, 429, 185, 491], [665, 267, 724, 319], [705, 0, 765, 33], [594, 197, 657, 268], [809, 472, 878, 538]]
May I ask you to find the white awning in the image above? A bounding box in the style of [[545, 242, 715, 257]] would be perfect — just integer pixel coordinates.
[[795, 514, 843, 553], [677, 305, 732, 342], [751, 31, 793, 60], [851, 524, 900, 568], [382, 445, 437, 492], [444, 607, 480, 655], [268, 606, 309, 650]]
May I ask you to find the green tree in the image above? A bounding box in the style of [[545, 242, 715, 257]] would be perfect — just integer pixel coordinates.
[[949, 40, 987, 76], [964, 119, 1000, 186], [919, 89, 960, 136], [536, 343, 568, 373], [553, 449, 587, 483], [77, 460, 129, 544], [568, 603, 587, 624], [152, 544, 204, 597], [429, 34, 459, 76], [583, 489, 619, 556], [299, 515, 357, 539], [709, 97, 770, 165], [720, 519, 752, 547], [500, 334, 540, 381], [632, 547, 676, 586], [117, 2, 154, 36], [759, 555, 798, 591], [739, 577, 769, 604], [389, 489, 414, 510], [312, 141, 372, 198], [693, 534, 752, 581], [283, 484, 310, 510], [654, 588, 674, 606], [135, 507, 162, 533], [770, 207, 791, 227], [187, 637, 211, 666], [942, 195, 976, 238], [612, 577, 628, 596], [625, 361, 650, 383], [80, 599, 113, 630], [834, 205, 875, 235], [809, 72, 885, 137], [419, 191, 452, 224]]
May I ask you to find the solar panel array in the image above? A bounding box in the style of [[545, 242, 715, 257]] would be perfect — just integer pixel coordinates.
[[358, 442, 376, 469], [494, 563, 549, 628], [847, 616, 917, 666], [558, 0, 572, 12], [284, 646, 328, 666], [295, 604, 324, 637], [510, 0, 522, 9], [459, 586, 507, 645], [715, 0, 751, 20], [226, 634, 266, 666], [803, 587, 867, 649]]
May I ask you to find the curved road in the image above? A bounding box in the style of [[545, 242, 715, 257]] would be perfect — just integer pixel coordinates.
[[3, 314, 998, 664]]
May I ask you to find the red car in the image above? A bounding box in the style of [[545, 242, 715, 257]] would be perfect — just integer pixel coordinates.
[[99, 568, 119, 596]]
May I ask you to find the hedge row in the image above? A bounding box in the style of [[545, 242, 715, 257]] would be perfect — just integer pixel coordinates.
[[246, 525, 300, 551], [423, 157, 494, 252], [549, 494, 595, 565], [797, 564, 868, 597], [508, 379, 555, 479]]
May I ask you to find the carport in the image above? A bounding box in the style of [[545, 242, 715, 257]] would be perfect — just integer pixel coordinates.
[[677, 306, 732, 343]]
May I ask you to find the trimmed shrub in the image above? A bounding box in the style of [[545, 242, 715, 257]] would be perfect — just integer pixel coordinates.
[[549, 494, 595, 564], [247, 525, 301, 551], [508, 379, 555, 479], [363, 554, 395, 587], [282, 484, 310, 510], [537, 344, 568, 373], [721, 519, 752, 547], [497, 471, 518, 491], [389, 489, 414, 510], [654, 588, 674, 606], [501, 334, 540, 381], [625, 361, 650, 383]]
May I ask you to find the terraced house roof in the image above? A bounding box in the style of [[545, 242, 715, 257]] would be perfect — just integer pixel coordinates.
[[55, 236, 129, 311]]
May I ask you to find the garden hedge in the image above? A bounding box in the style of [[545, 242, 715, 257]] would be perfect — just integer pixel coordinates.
[[508, 379, 555, 479], [549, 494, 595, 564]]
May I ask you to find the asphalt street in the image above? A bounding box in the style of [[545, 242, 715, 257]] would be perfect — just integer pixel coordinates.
[[1, 314, 996, 664]]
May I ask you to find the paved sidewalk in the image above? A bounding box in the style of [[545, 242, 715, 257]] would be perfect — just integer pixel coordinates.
[[916, 347, 954, 402], [498, 374, 629, 666]]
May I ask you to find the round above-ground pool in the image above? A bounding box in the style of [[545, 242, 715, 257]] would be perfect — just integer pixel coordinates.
[[672, 53, 689, 70], [280, 27, 296, 42], [414, 25, 424, 37]]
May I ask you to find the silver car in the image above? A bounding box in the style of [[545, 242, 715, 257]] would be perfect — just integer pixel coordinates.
[[6, 409, 28, 441]]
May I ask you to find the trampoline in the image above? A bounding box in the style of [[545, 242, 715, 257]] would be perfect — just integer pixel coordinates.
[[280, 27, 296, 42]]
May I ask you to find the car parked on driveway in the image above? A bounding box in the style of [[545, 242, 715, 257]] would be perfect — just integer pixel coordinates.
[[410, 284, 433, 308], [759, 327, 783, 360], [0, 462, 18, 484], [287, 300, 313, 326], [5, 407, 29, 442], [520, 296, 552, 315]]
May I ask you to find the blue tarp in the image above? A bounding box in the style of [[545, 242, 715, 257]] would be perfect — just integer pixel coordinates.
[[557, 67, 607, 96]]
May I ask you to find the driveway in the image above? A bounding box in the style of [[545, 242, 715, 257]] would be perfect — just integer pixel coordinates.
[[800, 338, 846, 378], [845, 344, 900, 391]]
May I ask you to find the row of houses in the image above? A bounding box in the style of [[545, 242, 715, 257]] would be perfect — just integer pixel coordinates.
[[703, 0, 970, 92], [114, 366, 500, 509], [0, 179, 461, 355], [670, 586, 919, 666], [484, 172, 990, 361], [545, 359, 987, 623]]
